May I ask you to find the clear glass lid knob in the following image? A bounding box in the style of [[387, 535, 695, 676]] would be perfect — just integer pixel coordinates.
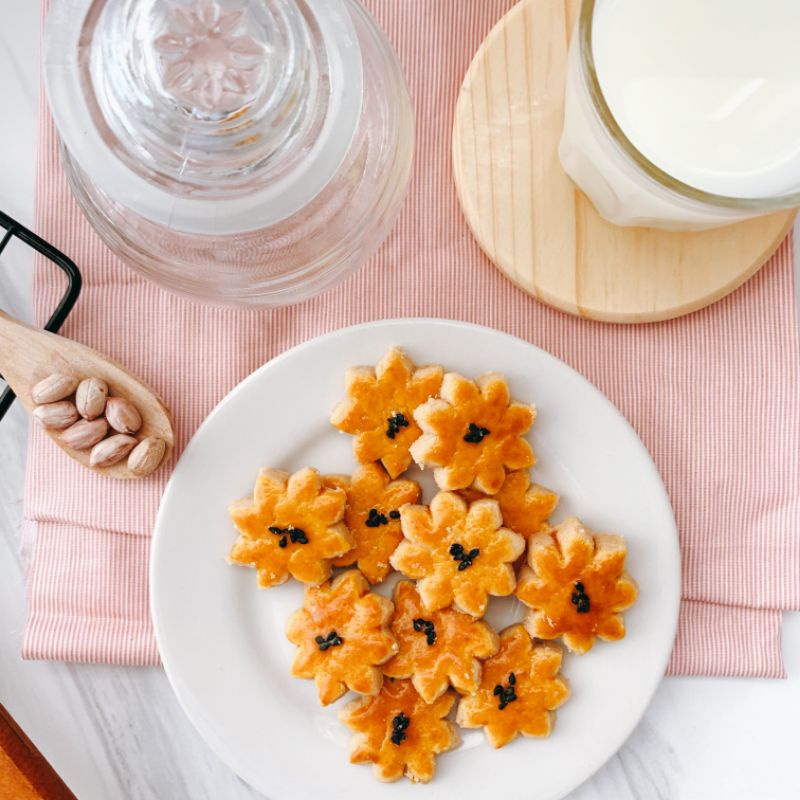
[[45, 0, 364, 233], [154, 3, 269, 115]]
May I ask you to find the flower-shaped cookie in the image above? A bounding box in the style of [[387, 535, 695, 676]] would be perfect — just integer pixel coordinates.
[[326, 464, 420, 584], [383, 581, 500, 703], [229, 467, 353, 587], [411, 372, 535, 493], [516, 517, 638, 654], [340, 678, 459, 783], [286, 570, 398, 705], [456, 625, 570, 749], [330, 347, 443, 478], [459, 470, 558, 538], [390, 492, 525, 618]]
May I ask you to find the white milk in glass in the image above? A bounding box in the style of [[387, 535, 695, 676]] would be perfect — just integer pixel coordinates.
[[559, 0, 800, 229]]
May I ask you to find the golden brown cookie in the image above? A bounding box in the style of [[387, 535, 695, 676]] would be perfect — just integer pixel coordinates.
[[383, 581, 500, 703], [340, 678, 459, 783], [456, 624, 570, 749], [330, 347, 443, 479], [390, 492, 525, 618], [411, 372, 535, 494], [516, 517, 638, 654], [229, 467, 353, 587], [326, 464, 420, 584], [286, 570, 398, 705], [459, 470, 558, 538]]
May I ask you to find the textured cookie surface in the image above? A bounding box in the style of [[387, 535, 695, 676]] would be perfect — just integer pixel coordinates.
[[459, 469, 558, 538], [286, 570, 398, 705], [330, 347, 443, 478], [383, 580, 500, 703], [411, 372, 535, 493], [390, 492, 525, 618], [456, 624, 570, 748], [327, 464, 420, 584], [340, 678, 459, 783], [516, 517, 638, 654], [229, 467, 352, 587]]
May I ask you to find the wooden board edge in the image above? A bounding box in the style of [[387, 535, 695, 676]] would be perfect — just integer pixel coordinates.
[[0, 704, 77, 800]]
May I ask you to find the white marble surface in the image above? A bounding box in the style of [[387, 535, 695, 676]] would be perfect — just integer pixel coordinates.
[[1, 3, 800, 799]]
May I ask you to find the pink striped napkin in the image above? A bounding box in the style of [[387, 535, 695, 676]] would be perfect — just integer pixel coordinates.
[[23, 0, 799, 676]]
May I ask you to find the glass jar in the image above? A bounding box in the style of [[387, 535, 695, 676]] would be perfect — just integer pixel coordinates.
[[44, 0, 413, 305], [559, 0, 800, 231]]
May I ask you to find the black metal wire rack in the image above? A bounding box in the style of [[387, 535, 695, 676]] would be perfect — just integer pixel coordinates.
[[0, 210, 82, 421]]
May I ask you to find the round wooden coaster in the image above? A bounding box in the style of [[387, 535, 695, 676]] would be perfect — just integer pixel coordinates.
[[452, 0, 796, 323]]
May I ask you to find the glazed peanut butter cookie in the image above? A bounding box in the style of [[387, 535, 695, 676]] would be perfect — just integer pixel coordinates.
[[286, 570, 398, 706], [456, 625, 570, 749], [327, 463, 420, 584], [411, 372, 535, 494], [340, 678, 459, 783], [383, 580, 500, 703], [516, 517, 638, 654], [229, 467, 353, 587], [459, 469, 558, 539], [330, 347, 443, 479], [390, 492, 525, 618]]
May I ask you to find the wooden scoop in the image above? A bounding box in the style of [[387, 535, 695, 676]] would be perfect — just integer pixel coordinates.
[[0, 310, 174, 479]]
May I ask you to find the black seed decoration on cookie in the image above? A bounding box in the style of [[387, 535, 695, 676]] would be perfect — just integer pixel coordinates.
[[291, 528, 309, 545], [389, 510, 401, 520], [412, 617, 437, 646], [463, 422, 491, 444], [449, 543, 480, 570], [493, 673, 518, 710], [390, 712, 410, 745], [269, 526, 309, 546], [365, 507, 390, 528], [386, 412, 410, 439], [315, 630, 344, 651], [571, 581, 590, 614]]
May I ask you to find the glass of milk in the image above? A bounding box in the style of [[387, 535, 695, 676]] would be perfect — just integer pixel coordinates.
[[560, 0, 800, 230]]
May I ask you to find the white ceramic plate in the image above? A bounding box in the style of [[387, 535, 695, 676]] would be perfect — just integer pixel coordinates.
[[151, 319, 680, 800]]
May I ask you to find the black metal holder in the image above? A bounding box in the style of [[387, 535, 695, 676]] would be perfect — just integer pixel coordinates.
[[0, 210, 82, 421]]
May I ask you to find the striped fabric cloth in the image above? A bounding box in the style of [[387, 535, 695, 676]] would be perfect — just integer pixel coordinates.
[[23, 0, 800, 676]]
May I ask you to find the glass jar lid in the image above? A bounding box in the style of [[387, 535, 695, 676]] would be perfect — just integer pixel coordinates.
[[44, 0, 363, 234]]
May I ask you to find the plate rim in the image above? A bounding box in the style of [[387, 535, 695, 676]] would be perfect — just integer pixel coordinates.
[[150, 316, 681, 799]]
